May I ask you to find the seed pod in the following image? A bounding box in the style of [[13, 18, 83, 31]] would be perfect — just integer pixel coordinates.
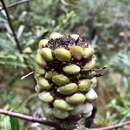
[[70, 46, 83, 60], [70, 103, 93, 115], [40, 48, 53, 61], [63, 64, 80, 74], [34, 74, 39, 81], [91, 77, 97, 88], [35, 52, 47, 66], [66, 93, 86, 105], [53, 99, 73, 111], [86, 89, 98, 101], [78, 79, 91, 92], [53, 108, 69, 119], [35, 85, 40, 92], [52, 74, 70, 86], [38, 92, 54, 103], [86, 111, 92, 118], [49, 32, 63, 40], [82, 56, 96, 71], [34, 72, 45, 81], [83, 47, 95, 59], [38, 78, 51, 90], [58, 83, 78, 95], [35, 64, 45, 75], [83, 103, 93, 114], [53, 48, 71, 61], [45, 71, 53, 80], [39, 39, 48, 48], [70, 34, 79, 41], [45, 108, 53, 117], [43, 103, 53, 117], [52, 71, 59, 76]]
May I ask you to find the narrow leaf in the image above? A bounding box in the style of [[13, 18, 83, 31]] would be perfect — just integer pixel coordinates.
[[10, 116, 20, 130], [2, 116, 11, 130]]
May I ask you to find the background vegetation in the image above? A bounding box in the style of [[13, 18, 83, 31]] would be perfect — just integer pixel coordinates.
[[0, 0, 130, 129]]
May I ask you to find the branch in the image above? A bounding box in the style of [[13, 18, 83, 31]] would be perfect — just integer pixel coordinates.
[[0, 0, 23, 53], [0, 0, 34, 74], [90, 120, 130, 130], [0, 0, 33, 11], [0, 109, 61, 130], [1, 108, 130, 130]]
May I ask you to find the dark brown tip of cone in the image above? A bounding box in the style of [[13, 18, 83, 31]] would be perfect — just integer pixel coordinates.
[[47, 35, 88, 49]]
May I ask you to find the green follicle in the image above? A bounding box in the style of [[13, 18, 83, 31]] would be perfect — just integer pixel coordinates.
[[52, 74, 70, 86], [58, 83, 78, 95]]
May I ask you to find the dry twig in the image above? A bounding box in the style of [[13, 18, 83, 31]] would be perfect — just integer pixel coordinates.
[[0, 109, 61, 130], [89, 120, 130, 130], [0, 108, 130, 130]]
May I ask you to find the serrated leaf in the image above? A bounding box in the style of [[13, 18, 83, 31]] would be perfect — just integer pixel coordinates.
[[10, 116, 20, 130]]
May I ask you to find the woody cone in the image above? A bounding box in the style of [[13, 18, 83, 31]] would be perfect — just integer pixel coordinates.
[[34, 32, 98, 130]]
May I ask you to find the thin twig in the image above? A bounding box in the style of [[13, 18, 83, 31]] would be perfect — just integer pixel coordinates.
[[0, 0, 33, 11], [0, 0, 35, 76], [21, 71, 34, 80], [90, 120, 130, 130], [1, 108, 130, 130], [0, 109, 61, 130], [0, 0, 22, 53]]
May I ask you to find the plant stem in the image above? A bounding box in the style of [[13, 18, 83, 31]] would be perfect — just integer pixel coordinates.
[[0, 0, 35, 77], [0, 109, 61, 130], [90, 120, 130, 130], [0, 0, 22, 53], [0, 108, 130, 130]]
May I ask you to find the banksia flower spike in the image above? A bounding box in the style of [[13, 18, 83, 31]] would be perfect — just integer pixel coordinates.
[[34, 32, 98, 130]]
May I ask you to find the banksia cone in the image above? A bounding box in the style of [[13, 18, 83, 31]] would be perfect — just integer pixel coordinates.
[[34, 32, 98, 130]]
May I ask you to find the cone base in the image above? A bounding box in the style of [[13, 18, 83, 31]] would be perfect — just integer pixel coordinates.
[[55, 115, 85, 130]]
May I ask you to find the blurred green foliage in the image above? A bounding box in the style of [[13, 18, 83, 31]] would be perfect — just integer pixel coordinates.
[[0, 0, 130, 129]]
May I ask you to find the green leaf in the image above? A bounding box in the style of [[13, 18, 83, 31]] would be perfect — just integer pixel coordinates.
[[10, 116, 20, 130], [2, 116, 11, 130], [1, 116, 19, 130], [82, 127, 89, 130]]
